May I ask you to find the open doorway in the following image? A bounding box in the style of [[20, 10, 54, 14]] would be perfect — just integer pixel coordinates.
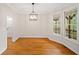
[[7, 16, 13, 46]]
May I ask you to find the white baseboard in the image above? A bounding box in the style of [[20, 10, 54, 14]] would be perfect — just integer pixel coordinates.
[[12, 35, 48, 42], [9, 34, 79, 55], [19, 36, 48, 38], [48, 34, 79, 55], [48, 36, 63, 44], [0, 45, 7, 55], [12, 36, 19, 42]]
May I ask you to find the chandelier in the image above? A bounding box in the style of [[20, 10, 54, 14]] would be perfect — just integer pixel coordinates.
[[29, 3, 38, 21]]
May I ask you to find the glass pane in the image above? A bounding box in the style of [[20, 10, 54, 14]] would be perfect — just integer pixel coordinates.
[[64, 9, 77, 40], [53, 16, 60, 34]]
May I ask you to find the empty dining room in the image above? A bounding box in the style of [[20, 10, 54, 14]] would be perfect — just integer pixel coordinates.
[[0, 3, 79, 55]]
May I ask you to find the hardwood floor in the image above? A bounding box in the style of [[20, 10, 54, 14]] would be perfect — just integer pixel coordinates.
[[2, 38, 76, 55]]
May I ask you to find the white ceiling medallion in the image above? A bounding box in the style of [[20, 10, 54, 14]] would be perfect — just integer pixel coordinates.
[[29, 3, 38, 21]]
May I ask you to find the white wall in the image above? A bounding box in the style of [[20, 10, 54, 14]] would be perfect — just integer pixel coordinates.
[[5, 3, 50, 42], [48, 4, 79, 54], [14, 13, 49, 39], [0, 4, 19, 54], [0, 4, 7, 54]]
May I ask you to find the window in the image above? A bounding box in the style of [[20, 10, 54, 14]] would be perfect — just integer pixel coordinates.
[[64, 9, 77, 40], [53, 16, 60, 34]]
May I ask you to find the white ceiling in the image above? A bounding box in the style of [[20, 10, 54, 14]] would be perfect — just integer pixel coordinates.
[[5, 3, 77, 14]]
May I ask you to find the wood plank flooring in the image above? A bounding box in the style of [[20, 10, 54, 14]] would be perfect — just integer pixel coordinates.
[[2, 38, 76, 55]]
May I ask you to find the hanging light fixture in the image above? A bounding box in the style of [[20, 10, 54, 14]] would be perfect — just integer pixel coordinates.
[[29, 3, 38, 21]]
